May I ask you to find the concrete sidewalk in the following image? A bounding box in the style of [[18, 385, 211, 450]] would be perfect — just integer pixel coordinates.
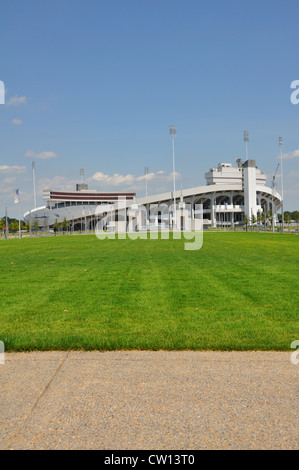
[[1, 351, 298, 450]]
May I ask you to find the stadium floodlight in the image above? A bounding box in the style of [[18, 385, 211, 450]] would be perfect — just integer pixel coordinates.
[[144, 167, 149, 197], [169, 125, 176, 138], [279, 137, 284, 234], [169, 125, 177, 228], [243, 131, 249, 160]]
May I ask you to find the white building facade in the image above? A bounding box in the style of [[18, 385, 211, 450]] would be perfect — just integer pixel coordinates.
[[24, 159, 281, 230]]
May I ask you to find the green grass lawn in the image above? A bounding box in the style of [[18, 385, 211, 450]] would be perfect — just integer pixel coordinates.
[[0, 232, 298, 351]]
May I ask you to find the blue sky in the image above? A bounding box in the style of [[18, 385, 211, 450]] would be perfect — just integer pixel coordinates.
[[0, 0, 298, 217]]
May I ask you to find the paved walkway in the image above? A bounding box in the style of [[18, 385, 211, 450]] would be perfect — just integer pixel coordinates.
[[1, 351, 298, 450]]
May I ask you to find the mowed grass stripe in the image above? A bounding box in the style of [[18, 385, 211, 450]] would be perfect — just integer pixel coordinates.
[[0, 232, 298, 350]]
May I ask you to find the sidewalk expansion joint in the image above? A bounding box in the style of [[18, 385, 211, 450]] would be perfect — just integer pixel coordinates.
[[4, 351, 70, 450]]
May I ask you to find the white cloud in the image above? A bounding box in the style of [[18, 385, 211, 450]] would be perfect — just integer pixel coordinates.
[[0, 165, 27, 174], [11, 118, 22, 125], [0, 186, 15, 195], [25, 150, 60, 160], [37, 175, 77, 192], [6, 95, 27, 106], [91, 172, 135, 186], [284, 188, 299, 195], [280, 149, 299, 160], [24, 171, 181, 200], [3, 177, 17, 184], [90, 170, 181, 192]]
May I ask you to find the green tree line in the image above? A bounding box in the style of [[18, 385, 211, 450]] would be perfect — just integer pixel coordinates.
[[0, 217, 26, 233]]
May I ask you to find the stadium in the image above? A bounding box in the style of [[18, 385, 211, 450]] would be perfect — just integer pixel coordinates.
[[24, 158, 282, 231]]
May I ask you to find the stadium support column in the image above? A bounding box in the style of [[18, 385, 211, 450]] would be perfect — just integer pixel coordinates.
[[211, 195, 216, 228], [146, 204, 150, 228], [243, 160, 257, 225], [231, 208, 235, 231]]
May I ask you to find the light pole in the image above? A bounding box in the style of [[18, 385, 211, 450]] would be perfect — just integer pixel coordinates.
[[5, 207, 8, 240], [32, 161, 37, 209], [271, 163, 280, 233], [29, 210, 32, 238], [144, 167, 149, 197], [14, 188, 21, 239], [169, 125, 176, 229], [80, 168, 84, 183], [279, 137, 284, 234], [243, 131, 249, 160], [18, 194, 21, 239]]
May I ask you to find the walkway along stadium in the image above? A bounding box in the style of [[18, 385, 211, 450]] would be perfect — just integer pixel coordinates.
[[24, 158, 282, 232]]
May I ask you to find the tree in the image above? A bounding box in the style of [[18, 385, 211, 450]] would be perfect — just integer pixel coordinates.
[[292, 210, 299, 221], [54, 219, 59, 235], [257, 212, 263, 226], [266, 210, 273, 227], [33, 219, 39, 234], [62, 217, 68, 232], [251, 214, 256, 231], [293, 211, 299, 229], [9, 221, 19, 234], [243, 214, 249, 232], [43, 217, 49, 233], [284, 213, 292, 231]]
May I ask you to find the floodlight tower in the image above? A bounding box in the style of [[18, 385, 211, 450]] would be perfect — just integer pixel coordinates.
[[279, 137, 284, 234], [144, 167, 149, 197], [169, 125, 176, 229], [243, 131, 249, 160], [80, 168, 84, 183], [32, 161, 37, 209]]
